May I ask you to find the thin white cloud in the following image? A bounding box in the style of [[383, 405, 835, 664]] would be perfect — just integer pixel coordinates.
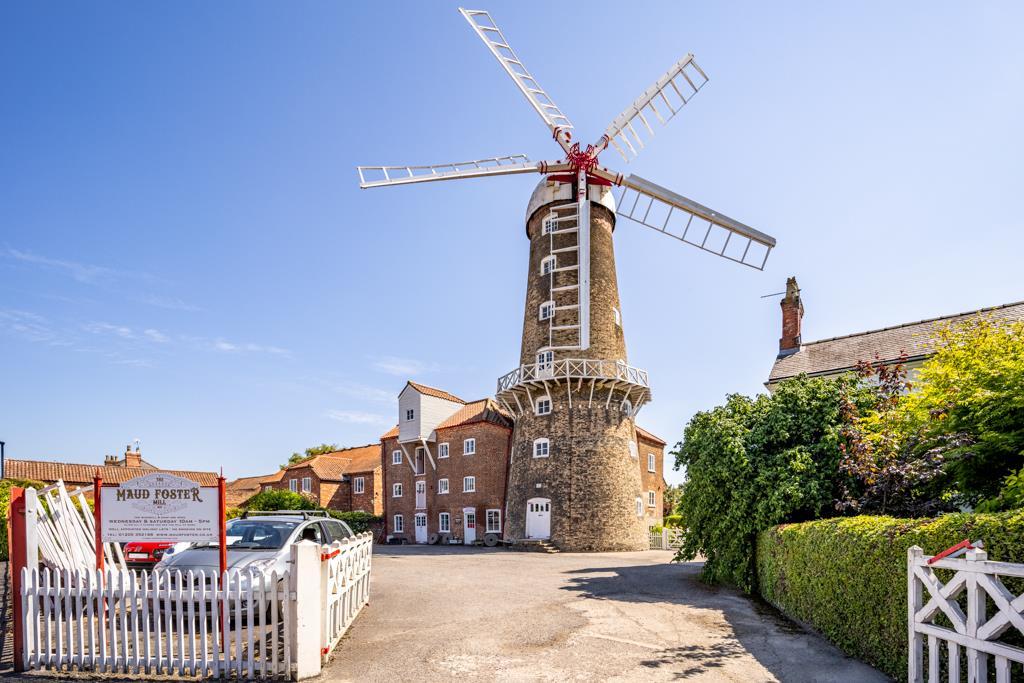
[[5, 248, 114, 284], [143, 328, 169, 343], [135, 294, 201, 312], [330, 381, 395, 403], [211, 338, 291, 357], [0, 308, 64, 345], [326, 410, 391, 425], [371, 355, 438, 376], [84, 322, 136, 339]]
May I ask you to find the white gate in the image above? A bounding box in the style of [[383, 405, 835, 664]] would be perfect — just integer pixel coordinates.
[[908, 544, 1024, 682], [19, 566, 291, 678], [320, 534, 373, 658], [649, 528, 684, 550]]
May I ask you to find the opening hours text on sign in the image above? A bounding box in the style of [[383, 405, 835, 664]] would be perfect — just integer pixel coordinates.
[[99, 472, 219, 542]]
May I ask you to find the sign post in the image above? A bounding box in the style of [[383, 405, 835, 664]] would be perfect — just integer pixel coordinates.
[[93, 471, 104, 571], [9, 486, 26, 672]]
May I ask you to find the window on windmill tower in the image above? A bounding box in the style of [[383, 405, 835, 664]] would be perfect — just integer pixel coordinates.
[[535, 396, 552, 415], [614, 307, 622, 326], [540, 255, 556, 276], [533, 438, 550, 458], [537, 350, 554, 371], [539, 301, 555, 321], [542, 215, 556, 235], [622, 399, 633, 417]]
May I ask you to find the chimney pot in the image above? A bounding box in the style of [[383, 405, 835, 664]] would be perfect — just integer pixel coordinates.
[[124, 447, 142, 469], [778, 276, 804, 357]]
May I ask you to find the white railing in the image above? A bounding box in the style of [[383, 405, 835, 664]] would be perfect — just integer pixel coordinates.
[[497, 358, 650, 393], [908, 545, 1024, 682], [649, 528, 684, 550], [20, 565, 291, 678], [321, 534, 373, 658]]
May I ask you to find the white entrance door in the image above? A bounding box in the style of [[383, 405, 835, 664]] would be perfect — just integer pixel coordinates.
[[463, 508, 477, 544], [526, 498, 551, 539], [414, 513, 427, 543], [415, 480, 426, 509]]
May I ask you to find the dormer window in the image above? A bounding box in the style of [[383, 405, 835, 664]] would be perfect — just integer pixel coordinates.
[[540, 255, 556, 276], [539, 301, 555, 321], [405, 409, 415, 421]]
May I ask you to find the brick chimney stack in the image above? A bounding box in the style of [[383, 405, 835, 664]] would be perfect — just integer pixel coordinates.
[[124, 444, 142, 468], [778, 276, 803, 357]]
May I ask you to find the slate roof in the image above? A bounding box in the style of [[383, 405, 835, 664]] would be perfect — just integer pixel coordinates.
[[768, 299, 1024, 384], [5, 459, 219, 487]]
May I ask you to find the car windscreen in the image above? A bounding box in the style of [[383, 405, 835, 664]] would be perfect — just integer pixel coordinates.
[[194, 520, 298, 550]]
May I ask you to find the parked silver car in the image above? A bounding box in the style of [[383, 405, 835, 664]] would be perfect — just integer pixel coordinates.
[[154, 510, 354, 582]]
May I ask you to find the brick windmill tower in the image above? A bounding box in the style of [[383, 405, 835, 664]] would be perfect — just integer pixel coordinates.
[[358, 8, 777, 550]]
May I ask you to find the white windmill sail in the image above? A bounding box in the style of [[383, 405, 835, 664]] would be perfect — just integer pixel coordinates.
[[357, 155, 539, 189]]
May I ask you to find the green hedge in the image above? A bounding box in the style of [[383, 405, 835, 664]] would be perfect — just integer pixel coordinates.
[[326, 510, 382, 535], [756, 511, 1024, 680], [0, 479, 47, 561]]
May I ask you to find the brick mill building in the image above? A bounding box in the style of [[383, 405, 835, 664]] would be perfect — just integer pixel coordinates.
[[260, 445, 383, 514], [380, 380, 665, 544]]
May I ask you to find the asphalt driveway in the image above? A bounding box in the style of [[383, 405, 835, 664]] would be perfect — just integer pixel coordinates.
[[321, 545, 885, 682]]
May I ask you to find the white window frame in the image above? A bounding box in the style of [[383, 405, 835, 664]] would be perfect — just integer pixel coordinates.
[[542, 215, 556, 235], [628, 441, 638, 459], [648, 490, 656, 507], [535, 396, 552, 416], [393, 514, 404, 533], [438, 478, 449, 494], [463, 476, 476, 493], [463, 438, 476, 455], [536, 349, 554, 371], [486, 509, 501, 534], [622, 399, 633, 417], [354, 476, 365, 494], [289, 478, 298, 493], [648, 453, 656, 473], [405, 408, 415, 421], [392, 483, 403, 498], [540, 255, 556, 276], [614, 306, 622, 327], [301, 477, 312, 493], [439, 512, 451, 533], [533, 438, 550, 458], [438, 442, 449, 458], [636, 497, 643, 517], [263, 485, 273, 492], [539, 300, 555, 321], [392, 450, 402, 465]]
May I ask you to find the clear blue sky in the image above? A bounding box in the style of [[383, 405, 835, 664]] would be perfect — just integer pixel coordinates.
[[2, 2, 1022, 485]]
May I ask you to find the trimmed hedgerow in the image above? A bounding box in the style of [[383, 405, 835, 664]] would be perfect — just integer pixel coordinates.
[[756, 510, 1024, 680]]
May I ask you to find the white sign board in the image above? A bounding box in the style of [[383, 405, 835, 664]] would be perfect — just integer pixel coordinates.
[[100, 472, 219, 542]]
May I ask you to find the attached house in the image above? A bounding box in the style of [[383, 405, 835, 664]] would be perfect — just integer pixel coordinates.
[[262, 445, 383, 515], [767, 276, 1024, 390]]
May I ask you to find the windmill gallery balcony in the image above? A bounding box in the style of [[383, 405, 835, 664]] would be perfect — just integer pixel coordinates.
[[495, 358, 651, 416]]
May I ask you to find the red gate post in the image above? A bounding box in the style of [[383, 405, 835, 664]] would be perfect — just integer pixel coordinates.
[[8, 486, 26, 672], [93, 471, 104, 571]]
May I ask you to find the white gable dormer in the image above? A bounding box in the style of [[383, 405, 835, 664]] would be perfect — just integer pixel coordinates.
[[397, 382, 463, 443]]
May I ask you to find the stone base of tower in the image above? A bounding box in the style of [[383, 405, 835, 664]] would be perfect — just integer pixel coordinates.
[[503, 392, 648, 552]]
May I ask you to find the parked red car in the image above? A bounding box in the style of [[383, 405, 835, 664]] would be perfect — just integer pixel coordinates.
[[123, 541, 175, 570]]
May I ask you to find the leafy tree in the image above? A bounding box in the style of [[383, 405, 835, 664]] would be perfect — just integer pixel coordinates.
[[836, 355, 960, 516], [674, 376, 862, 591], [903, 318, 1024, 507], [281, 443, 339, 469], [662, 483, 683, 517]]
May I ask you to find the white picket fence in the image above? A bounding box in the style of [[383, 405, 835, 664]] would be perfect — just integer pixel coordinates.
[[321, 535, 373, 658], [650, 528, 684, 550], [908, 545, 1024, 682], [20, 565, 292, 678]]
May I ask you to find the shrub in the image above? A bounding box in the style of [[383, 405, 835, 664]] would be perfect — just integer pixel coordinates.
[[244, 489, 318, 511], [663, 514, 683, 528], [327, 510, 382, 535], [756, 510, 1024, 680]]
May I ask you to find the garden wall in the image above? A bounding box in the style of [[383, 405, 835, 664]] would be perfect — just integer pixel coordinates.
[[755, 511, 1024, 680]]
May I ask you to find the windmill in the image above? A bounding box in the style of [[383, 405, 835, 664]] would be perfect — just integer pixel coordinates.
[[358, 8, 777, 551]]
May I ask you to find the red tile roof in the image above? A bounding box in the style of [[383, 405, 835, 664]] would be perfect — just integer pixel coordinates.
[[406, 381, 465, 404], [436, 398, 512, 430], [280, 444, 382, 481], [381, 424, 399, 440], [635, 426, 667, 446], [769, 300, 1024, 383], [225, 474, 267, 507], [5, 459, 219, 487]]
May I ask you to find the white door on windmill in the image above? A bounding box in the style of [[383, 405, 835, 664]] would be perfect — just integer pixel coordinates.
[[463, 508, 477, 544], [414, 513, 428, 544], [526, 497, 551, 540], [415, 480, 426, 509]]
